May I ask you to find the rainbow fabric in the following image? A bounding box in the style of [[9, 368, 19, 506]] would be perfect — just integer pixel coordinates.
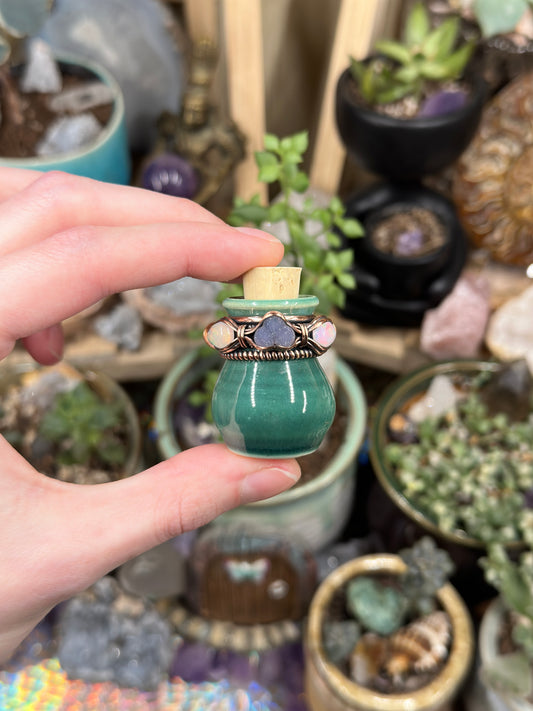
[[0, 658, 278, 711]]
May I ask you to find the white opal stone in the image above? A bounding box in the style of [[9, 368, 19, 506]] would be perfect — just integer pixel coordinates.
[[207, 321, 234, 349], [313, 321, 336, 348]]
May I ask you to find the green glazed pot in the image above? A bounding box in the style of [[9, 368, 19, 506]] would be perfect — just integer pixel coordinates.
[[211, 296, 335, 458], [154, 348, 367, 551]]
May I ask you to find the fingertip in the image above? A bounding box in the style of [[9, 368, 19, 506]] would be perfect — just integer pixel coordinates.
[[239, 459, 301, 504], [21, 324, 64, 365], [234, 226, 282, 245]]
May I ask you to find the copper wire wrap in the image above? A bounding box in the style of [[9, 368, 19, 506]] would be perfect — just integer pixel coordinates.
[[203, 310, 335, 360], [222, 349, 317, 361]]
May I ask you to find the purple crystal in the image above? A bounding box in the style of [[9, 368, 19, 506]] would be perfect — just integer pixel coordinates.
[[394, 228, 424, 257], [211, 649, 255, 685], [256, 648, 284, 687], [279, 642, 305, 693], [141, 153, 199, 199], [172, 397, 219, 448], [418, 89, 468, 118], [170, 641, 217, 682], [524, 489, 533, 509], [254, 315, 295, 348], [285, 694, 310, 711]]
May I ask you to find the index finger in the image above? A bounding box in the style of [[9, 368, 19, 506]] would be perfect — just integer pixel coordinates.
[[0, 167, 42, 198], [0, 223, 283, 359]]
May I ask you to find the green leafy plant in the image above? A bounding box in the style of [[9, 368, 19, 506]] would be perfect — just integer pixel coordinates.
[[228, 131, 363, 314], [350, 1, 475, 105], [185, 131, 361, 430], [39, 380, 127, 467]]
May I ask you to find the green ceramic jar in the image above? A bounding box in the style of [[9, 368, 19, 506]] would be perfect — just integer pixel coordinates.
[[207, 296, 336, 458]]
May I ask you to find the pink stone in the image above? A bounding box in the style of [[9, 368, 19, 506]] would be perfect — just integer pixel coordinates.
[[206, 321, 234, 349], [314, 321, 336, 348], [420, 273, 491, 359]]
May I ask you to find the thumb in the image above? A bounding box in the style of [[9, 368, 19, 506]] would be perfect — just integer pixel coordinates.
[[46, 444, 301, 596]]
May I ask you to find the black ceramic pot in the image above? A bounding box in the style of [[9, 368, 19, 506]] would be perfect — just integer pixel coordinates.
[[339, 183, 468, 327], [335, 64, 488, 181]]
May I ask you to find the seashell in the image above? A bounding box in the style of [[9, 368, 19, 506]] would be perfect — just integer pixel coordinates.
[[452, 73, 533, 266], [350, 633, 389, 685], [384, 610, 451, 677]]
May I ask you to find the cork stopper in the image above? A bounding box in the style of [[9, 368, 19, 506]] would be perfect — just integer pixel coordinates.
[[242, 267, 301, 300]]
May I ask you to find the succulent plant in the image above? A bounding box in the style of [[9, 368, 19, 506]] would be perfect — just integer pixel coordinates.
[[39, 380, 127, 468], [0, 0, 53, 66], [350, 1, 475, 106], [399, 536, 455, 616], [482, 545, 533, 660]]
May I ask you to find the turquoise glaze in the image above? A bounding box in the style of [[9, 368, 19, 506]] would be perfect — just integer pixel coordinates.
[[211, 296, 336, 458], [0, 54, 130, 184]]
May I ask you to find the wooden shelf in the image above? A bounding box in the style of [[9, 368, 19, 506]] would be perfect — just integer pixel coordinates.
[[4, 258, 530, 381]]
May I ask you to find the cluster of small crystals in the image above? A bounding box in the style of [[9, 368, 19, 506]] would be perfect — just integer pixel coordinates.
[[205, 315, 336, 351], [385, 385, 533, 543], [0, 658, 278, 711]]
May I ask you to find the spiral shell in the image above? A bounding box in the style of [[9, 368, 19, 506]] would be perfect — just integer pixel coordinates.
[[384, 610, 452, 677], [452, 73, 533, 266]]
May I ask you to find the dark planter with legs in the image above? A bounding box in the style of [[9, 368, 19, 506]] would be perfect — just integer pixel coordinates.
[[339, 183, 467, 327]]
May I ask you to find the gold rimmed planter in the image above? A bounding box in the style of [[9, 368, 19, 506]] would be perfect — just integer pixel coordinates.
[[305, 554, 474, 711]]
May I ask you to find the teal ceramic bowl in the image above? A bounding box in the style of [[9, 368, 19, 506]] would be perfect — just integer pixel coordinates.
[[0, 54, 130, 184], [154, 349, 367, 551]]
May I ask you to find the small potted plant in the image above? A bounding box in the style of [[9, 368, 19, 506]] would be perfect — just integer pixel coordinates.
[[0, 0, 130, 183], [338, 181, 468, 327], [434, 0, 533, 90], [370, 359, 533, 550], [335, 1, 486, 181], [479, 541, 533, 710], [154, 131, 367, 551], [305, 536, 474, 711], [0, 361, 141, 484]]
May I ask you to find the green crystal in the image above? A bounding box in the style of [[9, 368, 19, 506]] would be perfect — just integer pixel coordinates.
[[346, 576, 407, 635]]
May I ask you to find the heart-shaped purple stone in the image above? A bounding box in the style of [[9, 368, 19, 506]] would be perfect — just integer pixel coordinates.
[[254, 315, 295, 348]]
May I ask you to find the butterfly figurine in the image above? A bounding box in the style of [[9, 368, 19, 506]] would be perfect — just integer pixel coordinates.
[[224, 557, 270, 584]]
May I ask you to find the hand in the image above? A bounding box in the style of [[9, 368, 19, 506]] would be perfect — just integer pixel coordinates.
[[0, 169, 300, 662]]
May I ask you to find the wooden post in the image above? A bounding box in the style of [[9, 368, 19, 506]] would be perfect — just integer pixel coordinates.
[[221, 0, 268, 202], [309, 0, 401, 196], [182, 0, 219, 44]]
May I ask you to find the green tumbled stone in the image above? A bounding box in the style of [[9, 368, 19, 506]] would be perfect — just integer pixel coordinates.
[[346, 576, 407, 635]]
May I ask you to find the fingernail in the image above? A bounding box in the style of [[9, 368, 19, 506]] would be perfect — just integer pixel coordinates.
[[240, 465, 300, 504], [235, 226, 281, 244]]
